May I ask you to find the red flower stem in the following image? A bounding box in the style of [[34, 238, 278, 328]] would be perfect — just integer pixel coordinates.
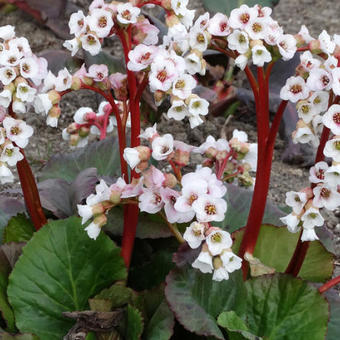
[[80, 83, 128, 178], [117, 27, 140, 269], [16, 151, 47, 231], [238, 67, 285, 279], [216, 150, 234, 180], [135, 72, 149, 105], [297, 46, 309, 52], [169, 160, 182, 181], [244, 65, 259, 103], [315, 127, 331, 163], [319, 275, 340, 294]]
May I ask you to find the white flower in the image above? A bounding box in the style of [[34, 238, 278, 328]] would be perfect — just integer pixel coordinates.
[[16, 83, 37, 102], [245, 18, 268, 40], [301, 228, 319, 242], [46, 115, 58, 128], [264, 18, 283, 45], [220, 251, 242, 272], [85, 221, 101, 240], [34, 94, 52, 115], [8, 37, 31, 56], [175, 178, 208, 213], [167, 100, 188, 120], [306, 68, 332, 92], [171, 0, 188, 16], [331, 68, 340, 96], [19, 57, 39, 79], [277, 34, 297, 61], [123, 147, 140, 170], [208, 13, 231, 36], [55, 68, 72, 91], [280, 213, 300, 233], [117, 3, 140, 24], [172, 74, 196, 100], [192, 195, 227, 222], [313, 184, 340, 211], [74, 107, 93, 124], [127, 44, 157, 72], [12, 100, 26, 114], [0, 143, 23, 166], [140, 123, 158, 140], [300, 51, 321, 72], [206, 229, 232, 256], [0, 164, 14, 184], [0, 49, 22, 67], [183, 222, 206, 249], [251, 45, 272, 67], [192, 249, 213, 273], [243, 143, 258, 171], [149, 55, 177, 92], [187, 96, 209, 116], [63, 38, 80, 57], [323, 104, 340, 135], [212, 267, 229, 281], [229, 4, 257, 29], [296, 100, 317, 124], [309, 161, 328, 184], [285, 191, 307, 215], [235, 54, 248, 70], [69, 10, 86, 36], [0, 90, 12, 108], [0, 67, 16, 85], [301, 207, 324, 229], [2, 117, 33, 148], [152, 134, 174, 161], [0, 25, 15, 40], [324, 137, 340, 162], [77, 204, 94, 224], [194, 13, 210, 31], [179, 8, 195, 28], [188, 114, 204, 128], [227, 30, 249, 54], [139, 188, 164, 214], [318, 30, 335, 54], [325, 164, 340, 188], [80, 33, 101, 56], [88, 8, 114, 38], [87, 64, 108, 82], [280, 76, 309, 102], [292, 125, 319, 147], [298, 25, 314, 43], [185, 51, 206, 75], [189, 28, 209, 52], [309, 91, 329, 114]]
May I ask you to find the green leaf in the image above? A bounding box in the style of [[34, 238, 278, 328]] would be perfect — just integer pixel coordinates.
[[3, 214, 35, 244], [0, 247, 15, 332], [215, 184, 286, 233], [126, 305, 143, 340], [217, 311, 260, 340], [0, 197, 25, 244], [39, 137, 121, 182], [8, 216, 127, 340], [244, 274, 328, 340], [232, 225, 334, 282], [0, 333, 39, 340], [89, 284, 136, 312], [106, 208, 172, 239], [202, 0, 279, 14], [144, 300, 174, 340], [165, 267, 246, 339]]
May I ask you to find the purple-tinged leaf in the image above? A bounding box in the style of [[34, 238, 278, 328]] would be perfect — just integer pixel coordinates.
[[172, 243, 201, 268]]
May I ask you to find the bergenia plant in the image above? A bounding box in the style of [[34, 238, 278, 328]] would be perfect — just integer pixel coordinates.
[[0, 0, 339, 339]]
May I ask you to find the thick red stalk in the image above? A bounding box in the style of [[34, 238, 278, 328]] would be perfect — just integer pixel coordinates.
[[319, 275, 340, 294], [244, 66, 259, 103], [238, 71, 286, 279], [16, 151, 47, 231]]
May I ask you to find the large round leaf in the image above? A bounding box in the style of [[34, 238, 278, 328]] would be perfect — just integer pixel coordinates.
[[243, 274, 328, 339], [232, 225, 334, 282], [7, 216, 127, 340], [165, 267, 246, 339]]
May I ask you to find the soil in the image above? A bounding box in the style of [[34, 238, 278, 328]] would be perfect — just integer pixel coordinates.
[[0, 1, 339, 272]]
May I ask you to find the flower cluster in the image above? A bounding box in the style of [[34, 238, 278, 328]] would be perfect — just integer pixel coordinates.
[[0, 25, 47, 183], [207, 4, 297, 70], [184, 222, 242, 281], [280, 27, 340, 241]]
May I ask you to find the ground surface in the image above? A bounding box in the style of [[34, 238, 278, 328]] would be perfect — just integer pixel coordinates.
[[0, 0, 339, 270]]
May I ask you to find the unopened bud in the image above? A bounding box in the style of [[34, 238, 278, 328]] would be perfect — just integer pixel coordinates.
[[166, 14, 180, 27], [136, 145, 151, 161], [174, 149, 190, 166], [71, 76, 82, 90], [92, 203, 105, 216], [82, 76, 94, 86], [48, 90, 61, 105], [48, 105, 61, 118], [14, 77, 27, 86], [110, 191, 121, 205], [163, 173, 178, 188], [79, 126, 90, 137], [154, 90, 166, 106], [213, 256, 223, 270], [250, 39, 263, 48], [93, 214, 107, 227], [309, 39, 322, 54]]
